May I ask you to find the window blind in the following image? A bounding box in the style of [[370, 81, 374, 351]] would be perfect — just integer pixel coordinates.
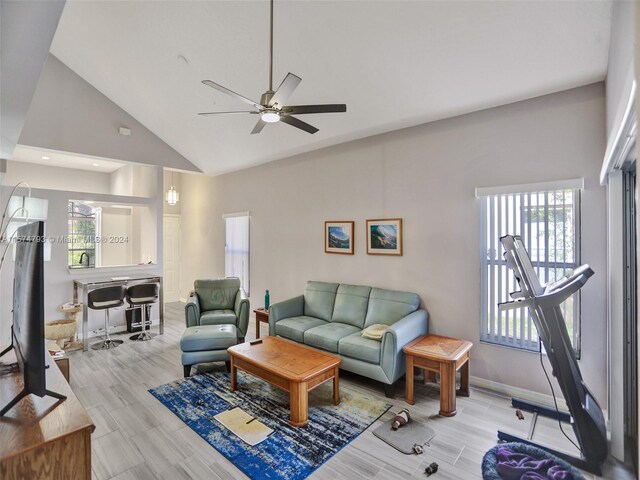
[[479, 187, 581, 352], [224, 213, 250, 296]]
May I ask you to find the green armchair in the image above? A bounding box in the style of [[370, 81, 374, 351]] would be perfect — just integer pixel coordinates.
[[185, 278, 250, 340]]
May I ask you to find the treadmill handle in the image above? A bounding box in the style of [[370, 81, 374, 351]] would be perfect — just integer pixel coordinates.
[[537, 266, 593, 308]]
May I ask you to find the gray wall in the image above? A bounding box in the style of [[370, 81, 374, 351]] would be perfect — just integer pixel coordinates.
[[19, 55, 201, 173], [179, 83, 608, 404], [0, 1, 65, 158]]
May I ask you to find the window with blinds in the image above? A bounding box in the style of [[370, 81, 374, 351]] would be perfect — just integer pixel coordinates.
[[478, 185, 581, 353], [224, 213, 250, 296]]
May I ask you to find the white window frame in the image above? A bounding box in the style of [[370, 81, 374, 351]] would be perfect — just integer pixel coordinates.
[[224, 212, 250, 296], [477, 179, 582, 354]]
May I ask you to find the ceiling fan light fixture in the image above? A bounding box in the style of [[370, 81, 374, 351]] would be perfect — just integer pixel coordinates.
[[199, 0, 345, 135], [261, 110, 280, 123]]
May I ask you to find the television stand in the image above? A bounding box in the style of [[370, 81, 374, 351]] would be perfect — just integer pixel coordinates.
[[0, 344, 67, 416], [0, 386, 67, 417]]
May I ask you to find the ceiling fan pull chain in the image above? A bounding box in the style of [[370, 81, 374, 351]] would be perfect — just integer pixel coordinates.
[[269, 0, 274, 93]]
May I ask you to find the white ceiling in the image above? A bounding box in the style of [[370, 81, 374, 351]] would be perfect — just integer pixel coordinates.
[[13, 145, 127, 173], [49, 1, 612, 176]]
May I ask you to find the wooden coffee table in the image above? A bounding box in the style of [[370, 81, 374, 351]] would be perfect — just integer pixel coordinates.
[[228, 337, 341, 426], [403, 334, 472, 417]]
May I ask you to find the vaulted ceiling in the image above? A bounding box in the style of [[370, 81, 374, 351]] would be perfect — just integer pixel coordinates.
[[49, 1, 612, 176]]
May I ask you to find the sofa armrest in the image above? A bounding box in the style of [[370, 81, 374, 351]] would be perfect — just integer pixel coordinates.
[[268, 295, 304, 336], [234, 289, 250, 339], [185, 292, 201, 328], [380, 309, 429, 383]]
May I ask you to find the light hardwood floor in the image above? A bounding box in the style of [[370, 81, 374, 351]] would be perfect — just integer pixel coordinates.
[[67, 302, 633, 480]]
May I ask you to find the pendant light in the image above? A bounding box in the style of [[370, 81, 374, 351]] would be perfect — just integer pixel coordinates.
[[166, 172, 179, 206]]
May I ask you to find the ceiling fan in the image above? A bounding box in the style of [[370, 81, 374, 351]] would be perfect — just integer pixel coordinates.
[[199, 0, 346, 134]]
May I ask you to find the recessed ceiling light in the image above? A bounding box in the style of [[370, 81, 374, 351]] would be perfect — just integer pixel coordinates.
[[92, 163, 99, 167], [41, 156, 50, 160]]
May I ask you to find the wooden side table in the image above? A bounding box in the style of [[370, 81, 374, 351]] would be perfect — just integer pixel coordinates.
[[253, 308, 269, 339], [403, 334, 473, 417]]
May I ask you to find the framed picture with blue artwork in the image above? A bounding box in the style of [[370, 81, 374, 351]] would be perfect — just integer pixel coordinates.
[[324, 221, 354, 255], [366, 218, 403, 256]]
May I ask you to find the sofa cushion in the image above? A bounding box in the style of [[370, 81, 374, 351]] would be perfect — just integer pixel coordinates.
[[331, 284, 371, 328], [338, 333, 382, 364], [304, 281, 339, 322], [364, 287, 420, 327], [195, 278, 239, 311], [304, 323, 361, 353], [180, 324, 237, 352], [275, 316, 327, 343], [200, 309, 237, 326]]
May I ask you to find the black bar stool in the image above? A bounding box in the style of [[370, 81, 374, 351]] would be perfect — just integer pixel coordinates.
[[127, 283, 159, 341], [89, 285, 126, 350]]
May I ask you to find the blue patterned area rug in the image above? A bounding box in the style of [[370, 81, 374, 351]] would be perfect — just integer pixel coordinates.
[[149, 372, 391, 480]]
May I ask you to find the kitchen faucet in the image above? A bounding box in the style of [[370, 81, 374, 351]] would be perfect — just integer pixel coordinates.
[[79, 252, 90, 267]]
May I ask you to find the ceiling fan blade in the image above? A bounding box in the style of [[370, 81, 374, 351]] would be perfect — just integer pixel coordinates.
[[198, 111, 259, 116], [251, 119, 268, 135], [280, 115, 318, 134], [268, 73, 302, 108], [202, 80, 261, 109], [282, 104, 347, 115]]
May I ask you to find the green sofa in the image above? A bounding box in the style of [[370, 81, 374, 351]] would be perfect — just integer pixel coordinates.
[[269, 281, 428, 397]]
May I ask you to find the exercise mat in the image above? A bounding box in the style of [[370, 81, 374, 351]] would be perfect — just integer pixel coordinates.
[[373, 418, 435, 454]]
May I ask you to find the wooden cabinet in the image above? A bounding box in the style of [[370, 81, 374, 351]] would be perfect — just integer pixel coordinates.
[[0, 351, 94, 479]]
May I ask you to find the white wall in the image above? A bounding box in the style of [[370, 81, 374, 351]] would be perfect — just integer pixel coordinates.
[[110, 165, 134, 197], [99, 207, 133, 266], [179, 83, 608, 405], [131, 205, 158, 264], [110, 164, 158, 198], [4, 159, 111, 194], [606, 0, 635, 139]]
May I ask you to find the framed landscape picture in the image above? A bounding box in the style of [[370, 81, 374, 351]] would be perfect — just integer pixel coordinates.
[[366, 218, 403, 256], [325, 221, 354, 255]]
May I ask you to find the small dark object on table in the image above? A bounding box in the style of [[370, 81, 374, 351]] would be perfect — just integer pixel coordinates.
[[425, 462, 438, 476], [515, 409, 525, 420]]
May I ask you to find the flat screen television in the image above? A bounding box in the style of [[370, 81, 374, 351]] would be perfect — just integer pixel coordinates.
[[0, 221, 65, 416]]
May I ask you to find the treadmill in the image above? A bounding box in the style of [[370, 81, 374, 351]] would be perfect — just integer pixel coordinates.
[[497, 234, 607, 475]]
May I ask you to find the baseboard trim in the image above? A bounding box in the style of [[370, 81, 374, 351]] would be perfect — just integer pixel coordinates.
[[470, 375, 569, 411]]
